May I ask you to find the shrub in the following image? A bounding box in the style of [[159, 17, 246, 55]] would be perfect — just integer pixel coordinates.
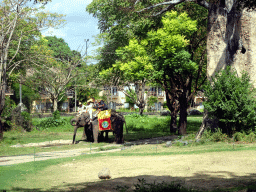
[[160, 110, 171, 116], [147, 96, 158, 111], [1, 96, 16, 131], [188, 109, 202, 115], [233, 132, 246, 142], [35, 112, 67, 129], [20, 111, 32, 132], [115, 178, 199, 192], [233, 131, 256, 143], [201, 128, 230, 143], [53, 110, 61, 119], [246, 132, 256, 143], [204, 66, 256, 135]]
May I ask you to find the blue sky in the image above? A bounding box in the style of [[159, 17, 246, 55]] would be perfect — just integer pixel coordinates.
[[41, 0, 100, 63]]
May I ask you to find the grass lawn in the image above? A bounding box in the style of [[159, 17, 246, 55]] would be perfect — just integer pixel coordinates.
[[0, 114, 203, 156], [1, 114, 256, 191], [1, 142, 256, 191]]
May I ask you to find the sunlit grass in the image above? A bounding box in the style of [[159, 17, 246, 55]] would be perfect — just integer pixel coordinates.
[[0, 114, 203, 156]]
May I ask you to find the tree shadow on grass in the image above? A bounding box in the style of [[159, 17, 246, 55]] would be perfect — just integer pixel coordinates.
[[9, 172, 256, 192]]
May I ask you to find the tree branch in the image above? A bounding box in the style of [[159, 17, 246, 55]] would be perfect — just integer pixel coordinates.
[[136, 0, 209, 16]]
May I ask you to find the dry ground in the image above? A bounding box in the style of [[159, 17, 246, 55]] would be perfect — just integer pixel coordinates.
[[12, 149, 256, 192]]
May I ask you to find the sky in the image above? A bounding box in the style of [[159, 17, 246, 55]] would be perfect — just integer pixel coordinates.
[[41, 0, 100, 63]]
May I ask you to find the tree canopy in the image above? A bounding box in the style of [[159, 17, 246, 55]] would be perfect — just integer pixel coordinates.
[[44, 36, 81, 62]]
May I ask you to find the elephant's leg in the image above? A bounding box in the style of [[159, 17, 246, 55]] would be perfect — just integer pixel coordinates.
[[81, 127, 86, 140], [92, 120, 99, 143], [72, 126, 79, 144], [113, 120, 124, 144], [105, 131, 109, 141], [99, 132, 104, 142]]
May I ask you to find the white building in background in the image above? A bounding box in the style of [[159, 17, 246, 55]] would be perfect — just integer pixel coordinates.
[[99, 84, 166, 111]]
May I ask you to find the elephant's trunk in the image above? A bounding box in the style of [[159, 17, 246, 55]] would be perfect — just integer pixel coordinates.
[[70, 118, 77, 126], [72, 126, 78, 144]]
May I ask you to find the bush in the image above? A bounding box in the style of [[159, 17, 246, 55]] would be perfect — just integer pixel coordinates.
[[233, 131, 256, 143], [201, 128, 230, 143], [204, 66, 256, 135], [1, 97, 16, 131], [188, 109, 202, 115], [36, 117, 67, 129], [160, 110, 171, 116], [20, 111, 32, 132], [53, 110, 61, 119], [115, 178, 199, 192]]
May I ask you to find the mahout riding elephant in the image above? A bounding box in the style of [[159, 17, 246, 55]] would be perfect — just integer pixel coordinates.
[[70, 110, 126, 144]]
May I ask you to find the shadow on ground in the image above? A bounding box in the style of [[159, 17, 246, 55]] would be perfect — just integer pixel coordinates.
[[9, 172, 256, 192]]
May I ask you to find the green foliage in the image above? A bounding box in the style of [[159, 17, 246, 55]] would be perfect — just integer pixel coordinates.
[[52, 110, 61, 119], [44, 36, 81, 61], [147, 96, 158, 107], [204, 67, 256, 134], [125, 89, 137, 108], [20, 111, 32, 132], [148, 11, 198, 78], [116, 178, 198, 192], [35, 111, 66, 129], [77, 87, 100, 103], [200, 128, 230, 143], [233, 131, 256, 143], [11, 83, 40, 112], [163, 101, 168, 109], [35, 117, 67, 129], [1, 97, 16, 130]]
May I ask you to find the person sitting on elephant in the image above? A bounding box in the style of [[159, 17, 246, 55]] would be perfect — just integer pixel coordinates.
[[86, 98, 96, 122], [77, 102, 86, 115], [96, 100, 108, 111]]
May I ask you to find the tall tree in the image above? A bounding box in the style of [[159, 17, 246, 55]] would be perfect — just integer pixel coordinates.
[[44, 36, 81, 62], [25, 37, 85, 112], [100, 38, 153, 115], [0, 0, 65, 140], [110, 11, 198, 134], [131, 0, 256, 134], [88, 0, 207, 134]]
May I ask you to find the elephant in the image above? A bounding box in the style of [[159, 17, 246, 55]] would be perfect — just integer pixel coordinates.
[[70, 110, 127, 144], [70, 112, 93, 144]]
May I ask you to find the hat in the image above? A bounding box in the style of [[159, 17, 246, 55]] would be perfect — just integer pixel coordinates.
[[87, 98, 94, 103]]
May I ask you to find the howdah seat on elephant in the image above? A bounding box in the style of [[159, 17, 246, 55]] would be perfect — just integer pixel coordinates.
[[70, 110, 126, 144]]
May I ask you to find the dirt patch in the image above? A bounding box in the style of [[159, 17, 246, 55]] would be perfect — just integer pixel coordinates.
[[13, 150, 256, 191], [10, 140, 73, 148]]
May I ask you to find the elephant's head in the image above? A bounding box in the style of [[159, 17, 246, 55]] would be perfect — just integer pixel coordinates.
[[70, 112, 90, 127]]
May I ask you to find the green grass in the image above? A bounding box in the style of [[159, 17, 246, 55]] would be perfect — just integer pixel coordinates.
[[1, 142, 256, 191], [2, 113, 256, 192], [0, 114, 205, 157]]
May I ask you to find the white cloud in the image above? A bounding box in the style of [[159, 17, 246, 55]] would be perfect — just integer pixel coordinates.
[[42, 27, 67, 37], [40, 0, 101, 55]]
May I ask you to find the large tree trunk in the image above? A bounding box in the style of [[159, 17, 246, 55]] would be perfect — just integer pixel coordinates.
[[170, 112, 178, 133], [178, 93, 187, 135], [207, 1, 256, 84], [198, 1, 256, 138], [0, 60, 7, 141], [52, 97, 58, 112]]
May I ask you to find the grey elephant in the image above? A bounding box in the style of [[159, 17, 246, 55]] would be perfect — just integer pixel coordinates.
[[70, 110, 127, 144]]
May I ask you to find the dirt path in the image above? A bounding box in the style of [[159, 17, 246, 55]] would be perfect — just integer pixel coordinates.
[[0, 136, 177, 166]]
